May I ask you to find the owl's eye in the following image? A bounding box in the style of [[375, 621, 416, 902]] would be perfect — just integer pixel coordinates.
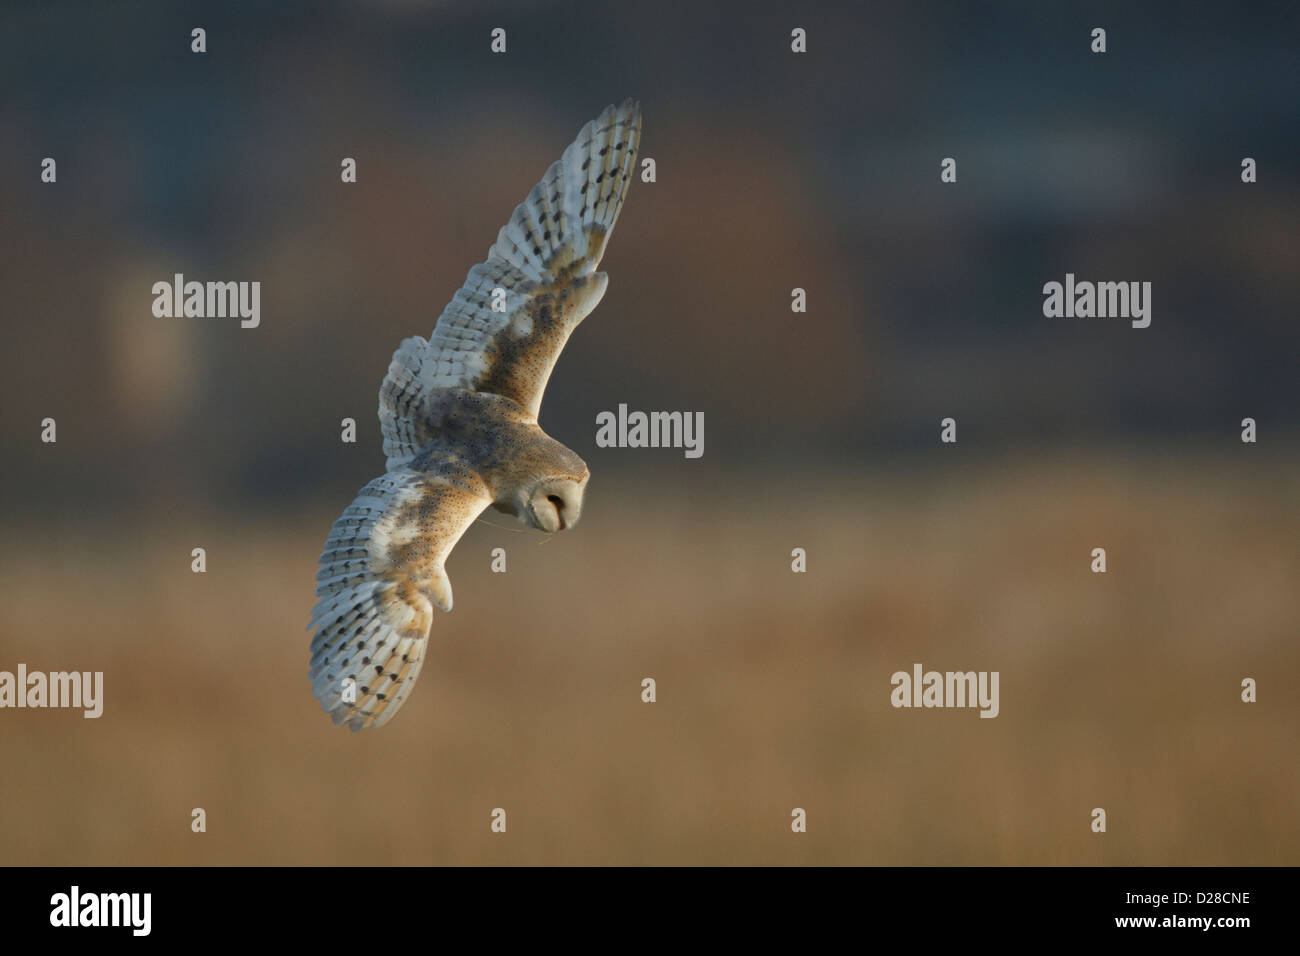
[[547, 494, 564, 508]]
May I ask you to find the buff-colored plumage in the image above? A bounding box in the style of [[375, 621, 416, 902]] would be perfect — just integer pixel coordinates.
[[308, 100, 642, 731]]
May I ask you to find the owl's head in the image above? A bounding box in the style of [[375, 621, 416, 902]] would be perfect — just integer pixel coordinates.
[[496, 437, 595, 535], [521, 473, 588, 533]]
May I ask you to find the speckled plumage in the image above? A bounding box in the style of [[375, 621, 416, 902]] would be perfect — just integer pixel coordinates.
[[309, 100, 641, 731]]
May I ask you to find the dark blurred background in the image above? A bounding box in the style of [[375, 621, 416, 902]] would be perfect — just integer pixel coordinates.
[[0, 0, 1295, 865]]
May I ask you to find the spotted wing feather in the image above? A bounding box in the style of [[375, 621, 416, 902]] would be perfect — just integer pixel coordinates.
[[423, 99, 642, 420], [307, 467, 490, 731]]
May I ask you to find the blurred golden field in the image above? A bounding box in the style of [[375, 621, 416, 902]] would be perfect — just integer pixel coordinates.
[[0, 449, 1296, 865]]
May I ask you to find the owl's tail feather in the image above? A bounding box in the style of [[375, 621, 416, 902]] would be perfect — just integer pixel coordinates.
[[378, 336, 436, 471]]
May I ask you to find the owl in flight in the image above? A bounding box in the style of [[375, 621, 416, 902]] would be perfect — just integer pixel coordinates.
[[308, 100, 642, 731]]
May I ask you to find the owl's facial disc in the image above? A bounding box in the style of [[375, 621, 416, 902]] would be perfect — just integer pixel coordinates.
[[525, 476, 587, 533]]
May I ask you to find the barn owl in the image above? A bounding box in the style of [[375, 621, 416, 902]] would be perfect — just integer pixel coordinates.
[[308, 100, 642, 731]]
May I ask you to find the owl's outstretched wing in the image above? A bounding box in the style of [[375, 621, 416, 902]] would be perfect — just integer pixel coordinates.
[[307, 466, 490, 731], [379, 100, 641, 467]]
